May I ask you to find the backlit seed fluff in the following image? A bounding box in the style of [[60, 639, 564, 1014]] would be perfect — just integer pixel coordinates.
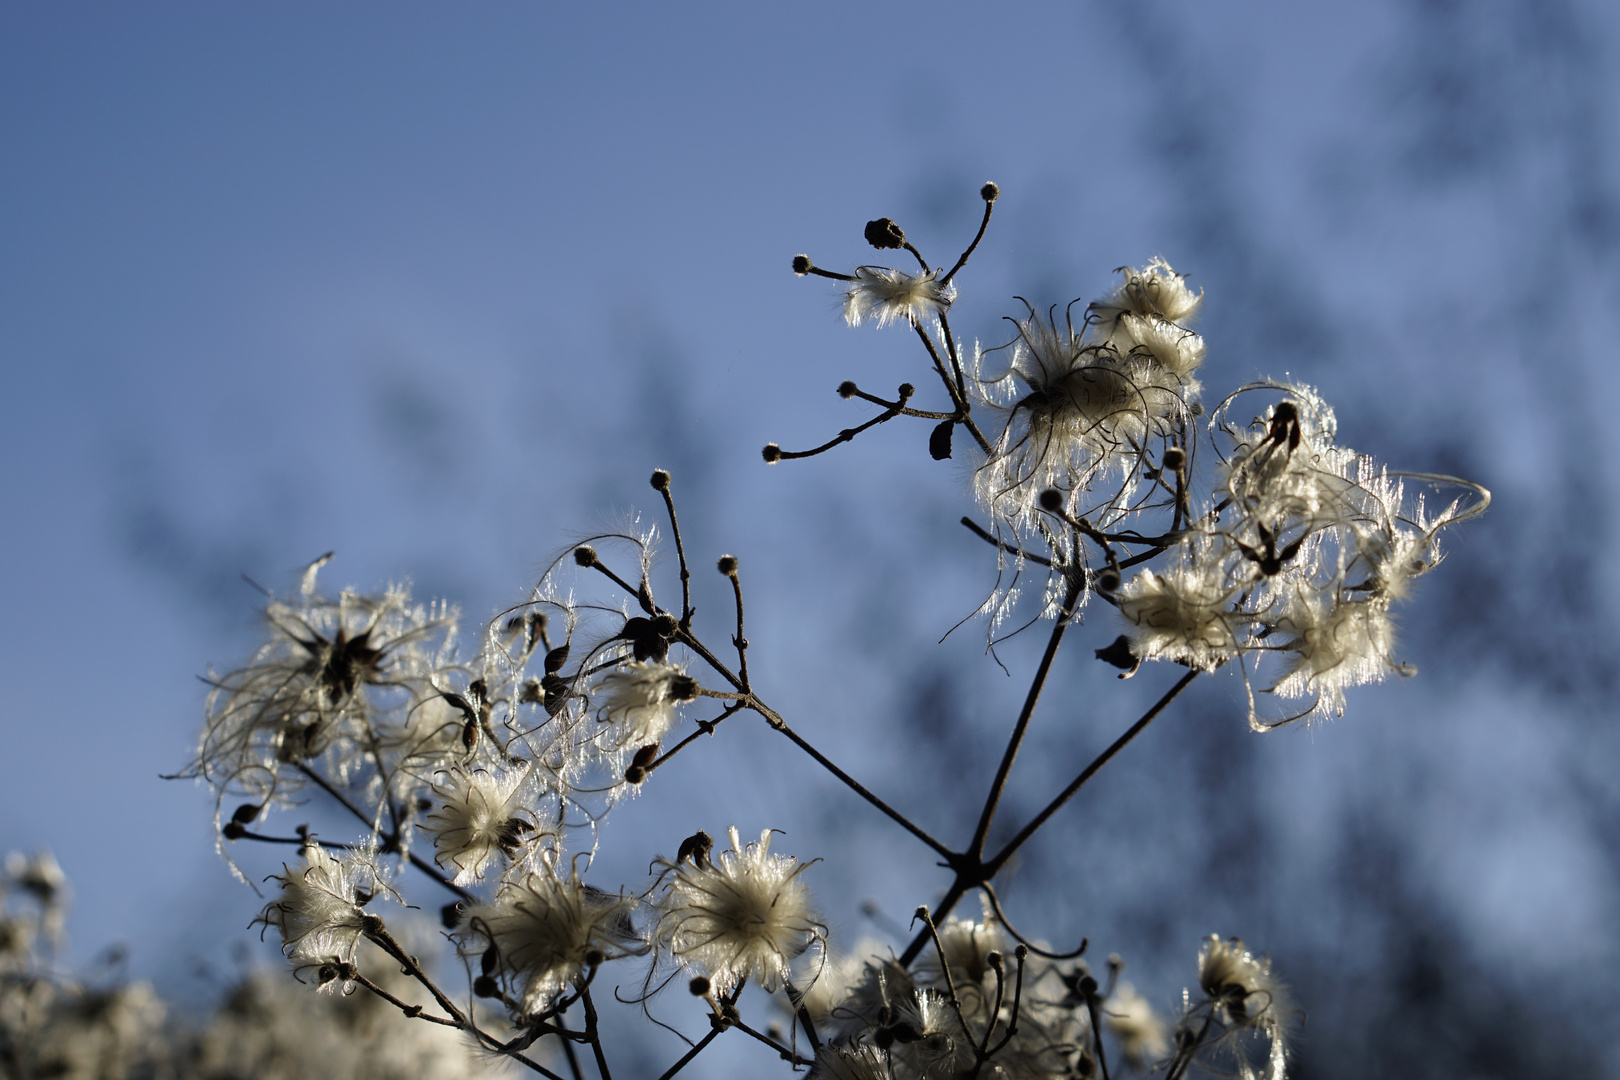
[[459, 864, 644, 1016], [1104, 982, 1170, 1070], [1116, 559, 1244, 670], [257, 843, 384, 967], [652, 826, 823, 995], [425, 764, 535, 885], [808, 1044, 890, 1080], [843, 266, 955, 329], [592, 661, 698, 747], [1089, 257, 1203, 331], [1197, 936, 1289, 1028]]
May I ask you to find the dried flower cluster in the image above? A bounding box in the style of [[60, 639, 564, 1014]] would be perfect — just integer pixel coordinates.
[[170, 183, 1483, 1078]]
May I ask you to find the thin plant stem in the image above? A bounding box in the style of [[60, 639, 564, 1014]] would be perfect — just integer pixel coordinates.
[[655, 1026, 724, 1080], [581, 985, 613, 1080], [655, 477, 694, 628], [967, 571, 1086, 861], [985, 669, 1199, 876]]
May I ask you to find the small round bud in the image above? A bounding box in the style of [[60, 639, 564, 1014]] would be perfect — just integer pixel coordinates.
[[573, 545, 597, 567], [231, 803, 261, 825], [987, 950, 1004, 971], [980, 181, 1000, 202], [1097, 570, 1121, 593], [473, 975, 500, 998], [717, 554, 738, 576], [838, 380, 858, 399], [1162, 446, 1186, 471], [624, 765, 646, 784], [864, 217, 906, 250], [221, 820, 246, 841], [650, 469, 671, 491], [1189, 402, 1204, 417], [689, 975, 712, 997], [762, 443, 782, 464], [897, 382, 915, 398], [1039, 488, 1064, 512], [1078, 974, 1099, 997], [652, 612, 679, 636], [1015, 944, 1029, 960], [1108, 953, 1124, 973], [669, 674, 700, 701], [584, 948, 604, 967], [441, 902, 464, 930], [792, 254, 812, 276], [359, 913, 385, 937]]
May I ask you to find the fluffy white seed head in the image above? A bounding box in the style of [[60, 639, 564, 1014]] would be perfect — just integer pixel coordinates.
[[425, 763, 537, 885], [1105, 982, 1170, 1070], [1117, 558, 1244, 670], [258, 843, 385, 968], [592, 661, 698, 748], [1271, 592, 1406, 720], [1089, 258, 1203, 330], [1196, 935, 1292, 1032], [842, 266, 955, 329], [807, 1044, 890, 1080], [653, 827, 822, 995], [461, 863, 644, 1016]]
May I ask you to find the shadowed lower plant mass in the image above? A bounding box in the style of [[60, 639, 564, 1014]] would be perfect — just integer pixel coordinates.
[[4, 185, 1486, 1079]]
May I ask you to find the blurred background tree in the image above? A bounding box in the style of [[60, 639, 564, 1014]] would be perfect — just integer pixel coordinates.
[[2, 2, 1616, 1076]]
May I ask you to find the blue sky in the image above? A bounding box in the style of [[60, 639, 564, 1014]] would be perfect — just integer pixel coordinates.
[[4, 3, 1619, 1075]]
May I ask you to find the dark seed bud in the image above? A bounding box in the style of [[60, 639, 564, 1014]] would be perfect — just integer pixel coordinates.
[[441, 902, 464, 930], [1079, 974, 1099, 997], [318, 964, 340, 987], [544, 644, 570, 674], [988, 951, 1004, 971], [897, 382, 916, 398], [231, 803, 261, 825], [573, 545, 597, 567], [631, 743, 660, 769], [1015, 944, 1029, 960], [359, 914, 385, 936], [762, 443, 782, 464], [584, 948, 604, 966], [650, 469, 671, 491], [652, 612, 678, 637], [668, 674, 700, 701], [221, 820, 246, 841], [792, 254, 812, 275], [1039, 488, 1064, 512], [980, 181, 1000, 202], [838, 380, 858, 399], [624, 765, 646, 784], [874, 1027, 896, 1050], [1097, 569, 1121, 593], [1162, 446, 1186, 471], [689, 975, 711, 996], [481, 944, 500, 975], [677, 830, 714, 866], [473, 975, 500, 998], [717, 554, 738, 576], [929, 419, 954, 461], [864, 217, 906, 250], [1095, 635, 1138, 670]]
